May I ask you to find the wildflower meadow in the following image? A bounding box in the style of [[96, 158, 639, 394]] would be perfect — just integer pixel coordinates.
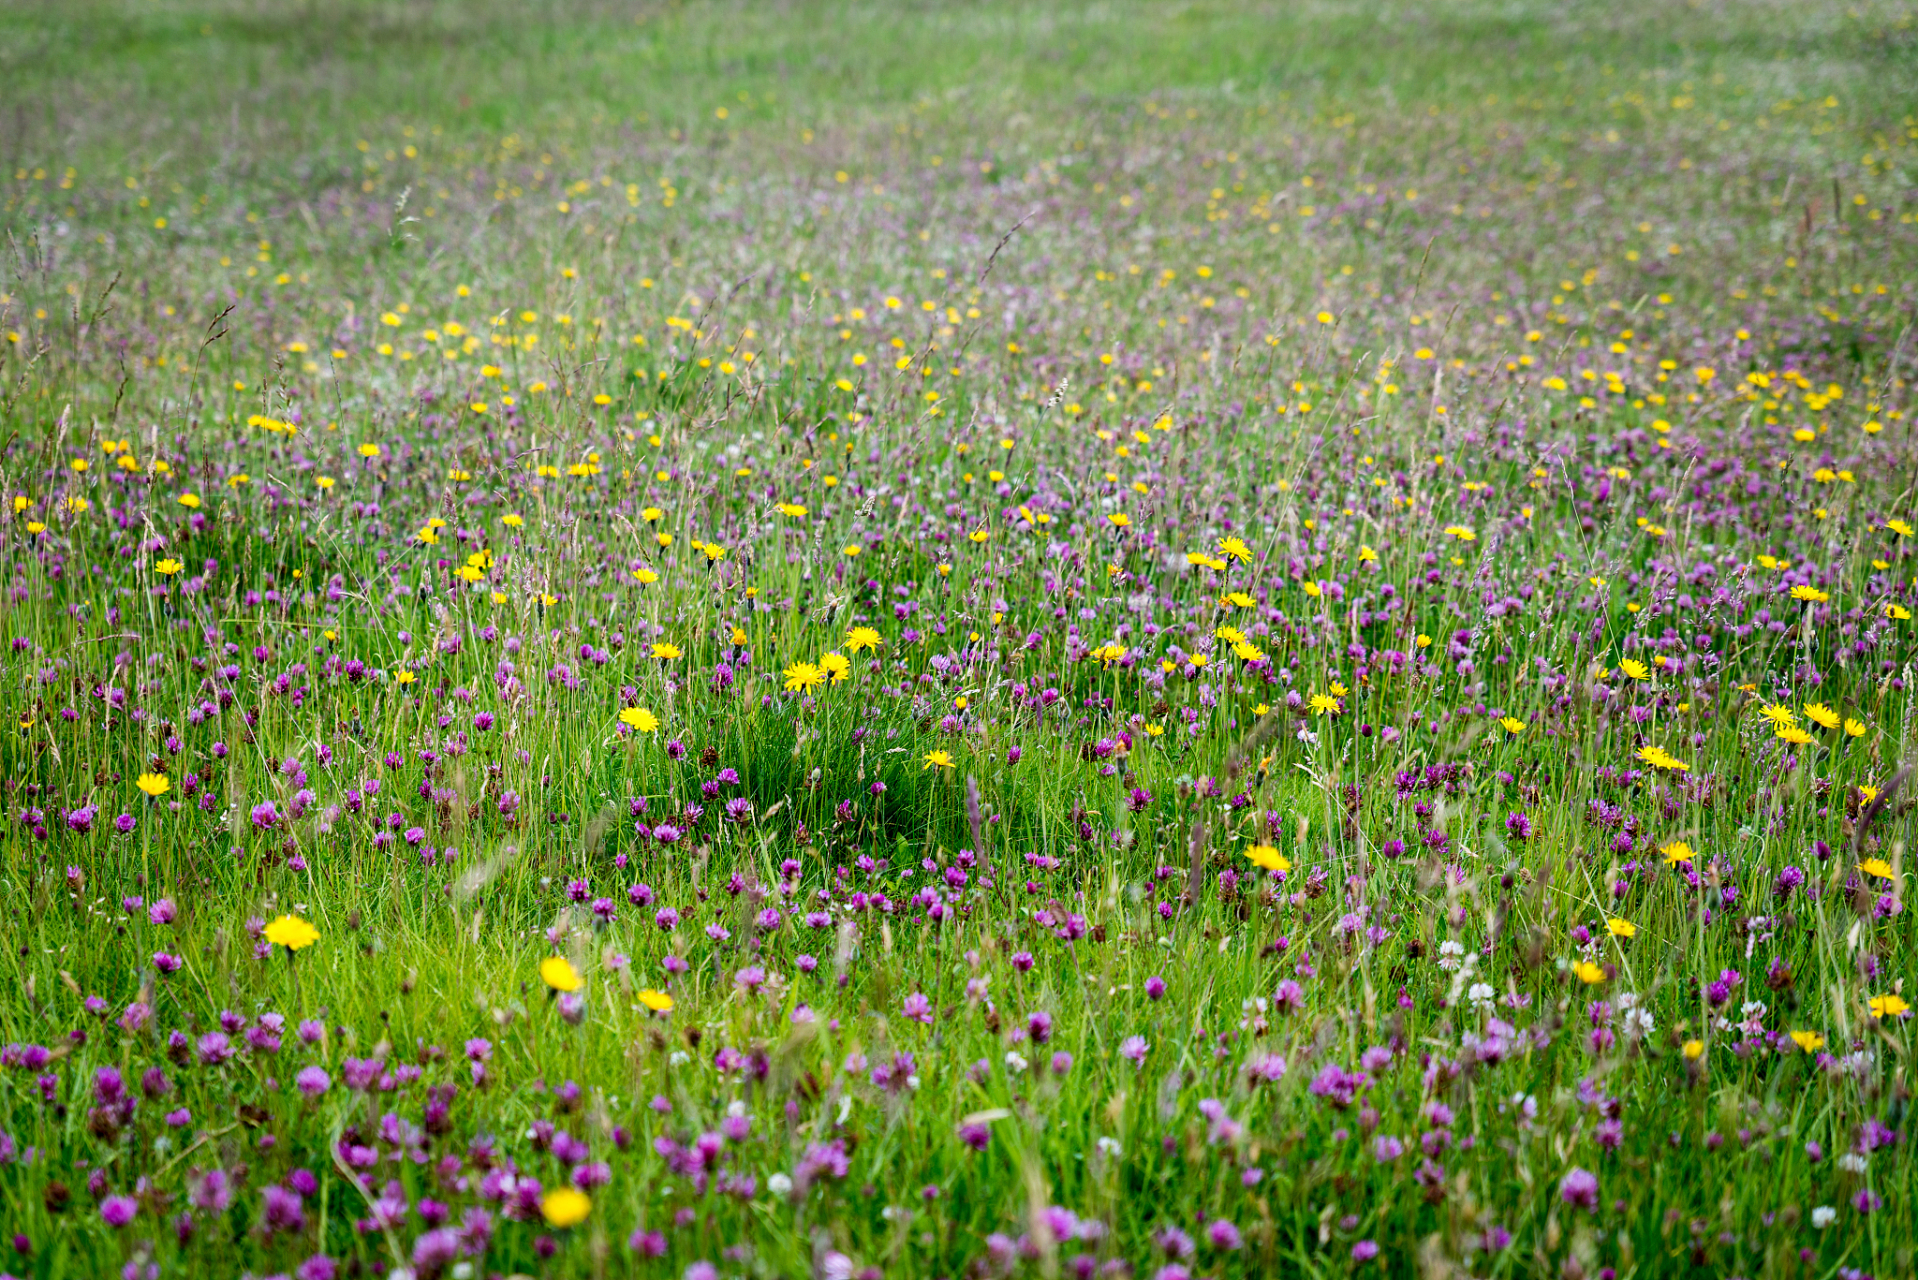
[[2, 0, 1917, 1276]]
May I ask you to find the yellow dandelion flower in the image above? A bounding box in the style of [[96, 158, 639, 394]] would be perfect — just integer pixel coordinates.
[[1605, 918, 1636, 938], [1244, 845, 1291, 872], [263, 915, 320, 951], [539, 956, 583, 993], [1804, 703, 1840, 730], [1660, 841, 1695, 866], [618, 707, 659, 733], [135, 773, 170, 798], [1867, 994, 1909, 1019], [1788, 1030, 1826, 1053], [651, 643, 681, 661], [1571, 961, 1607, 985], [1619, 658, 1650, 681], [923, 750, 955, 770], [1499, 716, 1525, 734], [637, 989, 674, 1013], [1859, 858, 1895, 881], [782, 662, 825, 694], [540, 1187, 591, 1228]]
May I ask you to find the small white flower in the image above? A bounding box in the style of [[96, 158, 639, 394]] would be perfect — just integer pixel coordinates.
[[767, 1173, 793, 1197], [1097, 1136, 1123, 1157], [1811, 1205, 1837, 1229], [452, 1266, 474, 1280], [1836, 1152, 1868, 1174], [726, 1099, 748, 1118], [669, 1050, 690, 1067], [1005, 1050, 1030, 1075], [1468, 982, 1495, 1008]]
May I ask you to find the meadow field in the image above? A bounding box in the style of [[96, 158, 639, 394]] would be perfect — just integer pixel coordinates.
[[2, 0, 1917, 1275]]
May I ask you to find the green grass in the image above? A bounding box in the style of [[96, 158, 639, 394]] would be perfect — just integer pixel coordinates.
[[0, 0, 1916, 1276]]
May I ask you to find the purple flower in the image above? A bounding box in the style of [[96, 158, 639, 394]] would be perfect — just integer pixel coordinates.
[[902, 992, 933, 1024], [261, 1184, 306, 1234], [1352, 1239, 1380, 1262], [1206, 1219, 1242, 1251], [100, 1195, 138, 1228], [1559, 1167, 1599, 1212], [250, 801, 279, 830], [295, 1066, 331, 1098]]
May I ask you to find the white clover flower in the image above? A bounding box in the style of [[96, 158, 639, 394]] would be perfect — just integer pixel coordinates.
[[1811, 1206, 1836, 1229], [767, 1173, 793, 1196], [1005, 1050, 1030, 1075], [1097, 1136, 1123, 1157]]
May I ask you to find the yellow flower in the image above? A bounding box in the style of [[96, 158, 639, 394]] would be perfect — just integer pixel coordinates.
[[135, 773, 170, 798], [1845, 718, 1866, 737], [1619, 658, 1650, 681], [1571, 961, 1606, 985], [1221, 591, 1255, 608], [1803, 703, 1840, 730], [1859, 784, 1879, 805], [845, 626, 882, 653], [923, 750, 955, 770], [618, 707, 659, 733], [1308, 693, 1340, 716], [1887, 604, 1912, 621], [263, 915, 320, 952], [776, 502, 808, 518], [539, 956, 583, 993], [637, 989, 674, 1013], [1217, 536, 1252, 563], [503, 513, 524, 528], [782, 662, 825, 694], [1868, 994, 1910, 1019], [358, 443, 381, 458], [1090, 643, 1127, 665], [1232, 640, 1265, 663], [641, 506, 663, 523], [1244, 845, 1290, 872], [1499, 716, 1525, 734], [651, 643, 681, 661], [1859, 858, 1895, 881], [1758, 703, 1796, 728], [1682, 1039, 1704, 1060], [176, 493, 201, 509], [1605, 918, 1635, 938], [1636, 745, 1689, 772], [631, 568, 657, 584], [540, 1187, 591, 1228], [1660, 841, 1695, 866], [154, 558, 183, 576], [1788, 1030, 1826, 1053], [1789, 584, 1829, 603], [820, 652, 851, 684], [1108, 513, 1131, 528], [1776, 725, 1813, 745]]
